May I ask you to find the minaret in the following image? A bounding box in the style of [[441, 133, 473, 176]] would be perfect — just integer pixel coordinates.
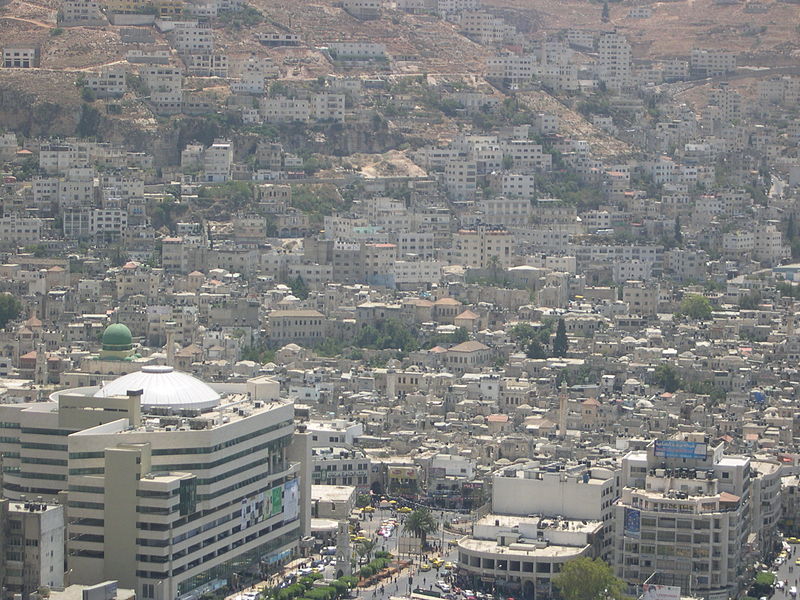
[[558, 380, 568, 438], [34, 342, 48, 386], [787, 302, 795, 336], [165, 325, 176, 367]]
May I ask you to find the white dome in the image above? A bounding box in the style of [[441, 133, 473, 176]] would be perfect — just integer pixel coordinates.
[[93, 365, 221, 411]]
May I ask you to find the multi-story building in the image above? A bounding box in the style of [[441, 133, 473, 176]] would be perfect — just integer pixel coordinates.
[[141, 66, 183, 114], [444, 158, 477, 200], [0, 216, 43, 248], [596, 31, 632, 91], [1, 501, 65, 599], [86, 66, 127, 98], [614, 438, 752, 600], [690, 48, 736, 77], [454, 223, 514, 269], [341, 0, 379, 18], [268, 309, 327, 344], [60, 0, 105, 26], [311, 446, 371, 490], [0, 331, 310, 600], [456, 460, 616, 596]]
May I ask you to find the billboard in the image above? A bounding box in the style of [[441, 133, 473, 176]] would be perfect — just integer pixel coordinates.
[[283, 479, 300, 522], [389, 467, 417, 480], [623, 507, 641, 538], [641, 584, 681, 600], [654, 440, 707, 460], [271, 485, 283, 517]]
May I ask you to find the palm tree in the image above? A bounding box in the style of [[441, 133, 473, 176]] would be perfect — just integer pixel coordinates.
[[402, 508, 438, 550]]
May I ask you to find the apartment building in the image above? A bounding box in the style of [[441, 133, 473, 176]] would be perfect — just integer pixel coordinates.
[[60, 0, 105, 25], [596, 31, 632, 91], [185, 53, 229, 77], [203, 140, 234, 182], [85, 66, 127, 98], [311, 446, 371, 490], [454, 223, 514, 268], [168, 21, 214, 55], [260, 96, 311, 123], [458, 10, 516, 45], [0, 216, 43, 248], [614, 438, 752, 600], [478, 194, 532, 226], [141, 66, 184, 114], [1, 501, 65, 599], [486, 52, 536, 86], [690, 48, 736, 77], [444, 158, 478, 200]]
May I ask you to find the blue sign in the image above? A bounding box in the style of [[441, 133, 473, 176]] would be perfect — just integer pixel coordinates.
[[624, 507, 640, 538], [654, 440, 707, 460]]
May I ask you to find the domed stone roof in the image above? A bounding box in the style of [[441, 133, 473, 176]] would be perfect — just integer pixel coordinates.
[[93, 365, 221, 411], [102, 323, 133, 351]]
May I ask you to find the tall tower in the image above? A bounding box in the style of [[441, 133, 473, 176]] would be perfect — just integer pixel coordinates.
[[558, 381, 568, 438], [34, 342, 48, 386], [165, 324, 176, 367]]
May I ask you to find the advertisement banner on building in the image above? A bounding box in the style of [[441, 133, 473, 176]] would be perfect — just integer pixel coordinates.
[[271, 485, 283, 517], [389, 467, 417, 480], [283, 479, 300, 522], [653, 440, 707, 460], [641, 584, 681, 600], [624, 507, 641, 538]]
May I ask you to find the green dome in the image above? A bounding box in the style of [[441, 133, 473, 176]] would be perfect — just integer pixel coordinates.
[[102, 323, 133, 351]]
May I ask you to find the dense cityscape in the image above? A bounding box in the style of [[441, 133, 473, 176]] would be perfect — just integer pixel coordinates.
[[0, 0, 800, 600]]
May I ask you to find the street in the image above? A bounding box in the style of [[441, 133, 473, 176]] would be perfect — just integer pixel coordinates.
[[353, 507, 463, 600]]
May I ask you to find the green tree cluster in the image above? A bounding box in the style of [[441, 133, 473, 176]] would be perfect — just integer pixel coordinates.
[[424, 327, 469, 349], [0, 294, 22, 329], [678, 294, 713, 320], [553, 558, 627, 600], [356, 320, 419, 352], [653, 364, 681, 393]]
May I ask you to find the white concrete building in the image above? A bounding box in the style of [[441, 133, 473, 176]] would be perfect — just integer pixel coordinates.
[[2, 501, 65, 599], [596, 31, 632, 91], [614, 438, 752, 600], [0, 331, 310, 600], [690, 48, 736, 76]]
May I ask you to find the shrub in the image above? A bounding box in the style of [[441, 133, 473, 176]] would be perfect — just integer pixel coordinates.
[[359, 566, 375, 579]]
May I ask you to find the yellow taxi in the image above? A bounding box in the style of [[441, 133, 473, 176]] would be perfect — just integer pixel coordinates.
[[420, 563, 431, 572], [398, 506, 413, 513], [431, 558, 444, 568]]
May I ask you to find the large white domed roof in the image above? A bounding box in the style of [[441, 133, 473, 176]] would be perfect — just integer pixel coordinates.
[[93, 365, 221, 411]]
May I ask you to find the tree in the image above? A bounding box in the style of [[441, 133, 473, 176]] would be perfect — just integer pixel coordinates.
[[552, 318, 569, 357], [526, 339, 547, 359], [402, 508, 438, 549], [601, 2, 610, 22], [290, 275, 309, 300], [674, 215, 682, 244], [679, 294, 712, 320], [0, 294, 22, 329], [355, 540, 376, 565], [653, 364, 681, 393], [553, 557, 627, 600]]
